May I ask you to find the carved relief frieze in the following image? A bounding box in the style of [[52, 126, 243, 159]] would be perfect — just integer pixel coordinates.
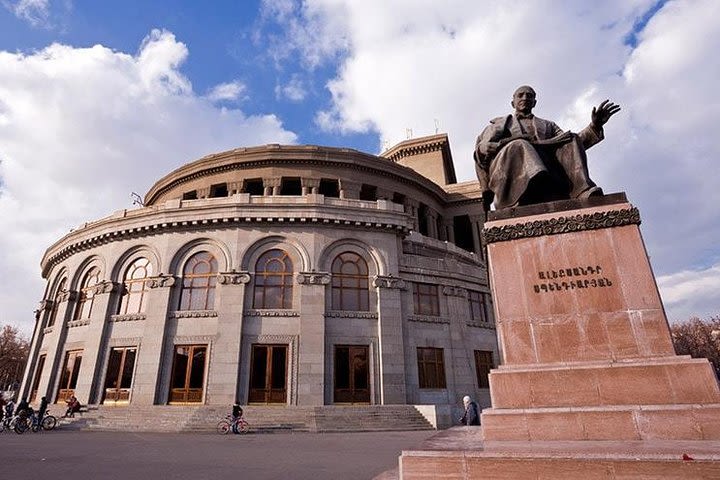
[[170, 310, 218, 318], [482, 207, 641, 244], [217, 271, 251, 285], [442, 286, 468, 298], [373, 275, 406, 290], [407, 315, 450, 324], [325, 311, 379, 319], [38, 299, 54, 312], [243, 310, 300, 317], [148, 274, 176, 289], [466, 321, 496, 329], [42, 327, 54, 334], [110, 313, 147, 322], [296, 272, 331, 285]]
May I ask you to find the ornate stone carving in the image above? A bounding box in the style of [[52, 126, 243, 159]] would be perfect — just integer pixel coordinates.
[[373, 275, 406, 289], [38, 299, 54, 311], [42, 327, 54, 334], [110, 313, 147, 322], [407, 315, 450, 324], [109, 337, 142, 347], [243, 310, 300, 317], [482, 207, 641, 244], [92, 281, 121, 295], [67, 319, 90, 328], [148, 274, 176, 288], [174, 335, 216, 343], [296, 272, 331, 285], [170, 310, 218, 318], [56, 289, 78, 303], [325, 311, 379, 319], [442, 286, 468, 298], [217, 271, 251, 285]]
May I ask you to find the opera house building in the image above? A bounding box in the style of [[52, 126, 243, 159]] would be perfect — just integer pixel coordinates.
[[20, 134, 497, 422]]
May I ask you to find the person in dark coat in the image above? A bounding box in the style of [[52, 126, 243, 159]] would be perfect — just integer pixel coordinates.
[[37, 396, 49, 421], [459, 395, 480, 426]]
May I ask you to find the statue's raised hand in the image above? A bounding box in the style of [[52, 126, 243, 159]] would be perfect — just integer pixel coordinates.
[[591, 100, 621, 129]]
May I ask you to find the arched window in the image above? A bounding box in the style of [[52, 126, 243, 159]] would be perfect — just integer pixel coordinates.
[[47, 278, 67, 327], [331, 252, 369, 311], [179, 251, 218, 310], [118, 258, 153, 314], [253, 249, 293, 309], [74, 267, 100, 320]]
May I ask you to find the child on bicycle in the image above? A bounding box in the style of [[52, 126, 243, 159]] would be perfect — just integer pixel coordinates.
[[231, 403, 243, 421]]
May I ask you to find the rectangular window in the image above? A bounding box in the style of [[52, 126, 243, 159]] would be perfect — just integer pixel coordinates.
[[29, 354, 46, 402], [318, 179, 340, 197], [417, 347, 446, 389], [244, 178, 264, 196], [210, 183, 229, 198], [474, 350, 494, 389], [413, 283, 439, 316], [468, 290, 487, 323]]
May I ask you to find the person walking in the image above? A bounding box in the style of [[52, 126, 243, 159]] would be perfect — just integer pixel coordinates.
[[459, 395, 480, 426]]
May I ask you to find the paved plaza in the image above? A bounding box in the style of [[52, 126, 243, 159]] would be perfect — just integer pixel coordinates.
[[0, 429, 435, 479]]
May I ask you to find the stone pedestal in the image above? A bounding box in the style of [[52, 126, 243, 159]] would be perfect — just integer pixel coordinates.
[[398, 194, 720, 479]]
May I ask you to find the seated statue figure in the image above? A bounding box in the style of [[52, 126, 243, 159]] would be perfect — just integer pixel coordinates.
[[474, 85, 620, 209]]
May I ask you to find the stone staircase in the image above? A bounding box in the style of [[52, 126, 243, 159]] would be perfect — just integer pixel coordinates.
[[58, 404, 435, 434]]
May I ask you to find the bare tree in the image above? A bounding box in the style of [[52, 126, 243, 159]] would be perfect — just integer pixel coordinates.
[[671, 316, 720, 378], [0, 325, 30, 391]]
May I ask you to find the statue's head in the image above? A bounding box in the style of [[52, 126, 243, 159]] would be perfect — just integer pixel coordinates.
[[511, 85, 537, 114]]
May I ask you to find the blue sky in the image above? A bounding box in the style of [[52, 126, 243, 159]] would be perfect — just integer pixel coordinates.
[[1, 0, 719, 334]]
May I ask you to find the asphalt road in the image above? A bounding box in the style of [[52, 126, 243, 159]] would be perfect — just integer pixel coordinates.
[[0, 429, 435, 479]]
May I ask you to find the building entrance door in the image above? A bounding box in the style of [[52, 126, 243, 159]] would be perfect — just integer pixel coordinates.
[[56, 350, 83, 403], [248, 344, 287, 404], [169, 345, 207, 404], [103, 347, 137, 404], [334, 345, 370, 404]]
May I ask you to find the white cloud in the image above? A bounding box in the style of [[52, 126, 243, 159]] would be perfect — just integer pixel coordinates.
[[0, 29, 297, 333], [286, 0, 720, 321], [206, 80, 247, 102], [658, 264, 720, 323], [3, 0, 49, 27], [275, 74, 307, 102]]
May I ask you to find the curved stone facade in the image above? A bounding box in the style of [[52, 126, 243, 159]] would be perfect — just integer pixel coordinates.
[[21, 135, 498, 413]]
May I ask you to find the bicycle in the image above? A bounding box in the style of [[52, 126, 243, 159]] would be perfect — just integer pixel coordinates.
[[13, 410, 58, 434], [216, 414, 249, 434]]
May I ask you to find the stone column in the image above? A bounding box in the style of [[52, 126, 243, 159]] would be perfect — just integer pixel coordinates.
[[469, 214, 483, 254], [427, 210, 439, 239], [443, 218, 456, 244], [73, 281, 120, 404], [228, 181, 242, 195], [339, 179, 360, 199], [373, 275, 407, 404], [204, 271, 250, 404], [376, 187, 393, 201], [197, 187, 211, 199], [19, 300, 51, 401], [39, 290, 77, 403], [264, 177, 281, 196], [302, 178, 320, 195], [442, 286, 476, 402], [296, 272, 330, 405], [405, 199, 419, 231], [131, 274, 175, 405]]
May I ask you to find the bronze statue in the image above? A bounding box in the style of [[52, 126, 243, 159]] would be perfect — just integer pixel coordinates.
[[474, 86, 620, 209]]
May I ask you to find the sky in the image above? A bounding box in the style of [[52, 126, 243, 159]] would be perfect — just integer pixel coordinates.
[[1, 0, 719, 335]]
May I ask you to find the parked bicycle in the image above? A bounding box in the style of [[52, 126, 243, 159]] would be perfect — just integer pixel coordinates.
[[11, 410, 58, 434], [216, 414, 249, 434]]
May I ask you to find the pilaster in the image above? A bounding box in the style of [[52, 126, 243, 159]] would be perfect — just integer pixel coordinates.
[[296, 271, 330, 405], [373, 275, 408, 404]]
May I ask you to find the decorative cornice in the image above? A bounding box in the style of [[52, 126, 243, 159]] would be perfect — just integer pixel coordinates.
[[296, 272, 331, 285], [384, 140, 444, 162], [217, 271, 251, 285], [67, 319, 90, 328], [325, 311, 378, 319], [243, 309, 300, 317], [373, 275, 406, 289], [109, 337, 142, 347], [170, 310, 218, 318], [56, 289, 78, 303], [110, 313, 147, 322], [174, 335, 216, 344], [148, 274, 176, 289], [442, 286, 468, 298], [92, 281, 121, 295], [43, 212, 411, 277], [407, 315, 450, 324], [482, 207, 641, 244]]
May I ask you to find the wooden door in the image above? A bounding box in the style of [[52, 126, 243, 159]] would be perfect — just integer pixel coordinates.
[[169, 345, 207, 404], [334, 345, 370, 404], [248, 344, 287, 404]]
